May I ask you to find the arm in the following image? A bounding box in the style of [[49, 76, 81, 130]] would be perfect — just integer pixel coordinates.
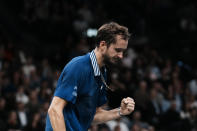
[[93, 97, 135, 124], [93, 107, 120, 124], [48, 96, 67, 131]]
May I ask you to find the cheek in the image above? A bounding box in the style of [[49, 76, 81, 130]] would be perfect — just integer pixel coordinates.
[[107, 48, 116, 57]]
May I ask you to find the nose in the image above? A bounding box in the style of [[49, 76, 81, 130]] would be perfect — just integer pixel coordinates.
[[118, 52, 123, 59]]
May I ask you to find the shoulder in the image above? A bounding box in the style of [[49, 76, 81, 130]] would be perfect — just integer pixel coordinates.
[[63, 53, 91, 75]]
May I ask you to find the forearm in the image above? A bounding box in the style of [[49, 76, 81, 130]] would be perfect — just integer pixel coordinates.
[[93, 97, 135, 124], [93, 108, 120, 124], [48, 108, 66, 131]]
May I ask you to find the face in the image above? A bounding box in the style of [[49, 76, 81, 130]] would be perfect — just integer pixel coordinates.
[[103, 35, 128, 65]]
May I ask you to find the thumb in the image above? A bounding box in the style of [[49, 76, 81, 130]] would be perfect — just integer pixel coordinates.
[[122, 98, 128, 105]]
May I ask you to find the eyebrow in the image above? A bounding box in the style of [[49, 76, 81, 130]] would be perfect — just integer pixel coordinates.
[[115, 48, 127, 52]]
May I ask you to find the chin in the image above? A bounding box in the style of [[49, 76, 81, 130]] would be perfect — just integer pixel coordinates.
[[113, 61, 119, 64], [108, 60, 119, 66], [112, 59, 121, 64]]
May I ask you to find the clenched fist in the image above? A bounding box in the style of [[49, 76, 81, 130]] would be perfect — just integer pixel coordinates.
[[120, 97, 135, 116]]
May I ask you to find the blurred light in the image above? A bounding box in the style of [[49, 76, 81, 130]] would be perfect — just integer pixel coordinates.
[[87, 28, 97, 37]]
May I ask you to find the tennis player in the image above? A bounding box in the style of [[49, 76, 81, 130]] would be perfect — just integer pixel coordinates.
[[45, 22, 135, 131]]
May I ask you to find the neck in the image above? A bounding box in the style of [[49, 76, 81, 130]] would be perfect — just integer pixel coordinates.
[[94, 47, 104, 68]]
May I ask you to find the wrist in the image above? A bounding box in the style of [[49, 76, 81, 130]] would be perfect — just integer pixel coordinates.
[[118, 107, 124, 117]]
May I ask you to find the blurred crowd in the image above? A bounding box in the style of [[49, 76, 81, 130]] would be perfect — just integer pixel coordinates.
[[0, 0, 197, 131], [0, 42, 56, 131], [1, 37, 197, 131]]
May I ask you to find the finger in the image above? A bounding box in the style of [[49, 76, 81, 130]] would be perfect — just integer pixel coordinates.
[[126, 105, 135, 109], [126, 97, 134, 100], [126, 97, 134, 102], [127, 105, 135, 109], [127, 103, 135, 107], [125, 99, 134, 105], [127, 106, 135, 112], [126, 100, 135, 105], [123, 98, 134, 105]]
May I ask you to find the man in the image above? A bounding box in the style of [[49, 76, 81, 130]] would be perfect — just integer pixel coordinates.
[[45, 22, 135, 131]]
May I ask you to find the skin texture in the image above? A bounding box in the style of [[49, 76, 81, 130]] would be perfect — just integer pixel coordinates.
[[104, 35, 128, 64], [48, 34, 135, 131], [48, 96, 67, 131], [95, 35, 128, 67]]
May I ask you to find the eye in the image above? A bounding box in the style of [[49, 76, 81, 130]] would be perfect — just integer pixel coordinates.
[[115, 48, 122, 53], [115, 48, 126, 54]]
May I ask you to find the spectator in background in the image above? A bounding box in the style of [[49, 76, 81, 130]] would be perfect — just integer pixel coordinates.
[[0, 97, 7, 131], [134, 80, 149, 113], [41, 58, 53, 80], [120, 68, 137, 95], [29, 69, 40, 89], [133, 57, 146, 80], [180, 102, 192, 131], [106, 117, 130, 131], [114, 124, 121, 131], [161, 100, 181, 131], [2, 74, 16, 95], [25, 112, 45, 131], [88, 124, 98, 131], [147, 61, 161, 81], [0, 97, 7, 119], [6, 110, 20, 131], [40, 101, 49, 125], [69, 38, 90, 58], [77, 3, 93, 25], [189, 71, 197, 96], [52, 70, 60, 89], [22, 57, 36, 78], [130, 110, 149, 130], [122, 48, 137, 69], [146, 88, 162, 126], [73, 14, 88, 33], [4, 42, 14, 62], [38, 80, 51, 104], [173, 79, 183, 112], [98, 124, 110, 131], [130, 123, 141, 131], [0, 45, 5, 71], [188, 95, 197, 111], [148, 126, 155, 131], [159, 59, 172, 89], [189, 107, 197, 130], [16, 86, 29, 105], [12, 71, 22, 89], [26, 89, 40, 117], [16, 102, 28, 129]]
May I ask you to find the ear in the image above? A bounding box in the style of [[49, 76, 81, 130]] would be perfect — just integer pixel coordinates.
[[99, 41, 107, 52], [99, 41, 107, 47]]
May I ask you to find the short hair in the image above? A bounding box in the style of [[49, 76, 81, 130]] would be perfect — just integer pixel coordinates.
[[95, 22, 130, 47]]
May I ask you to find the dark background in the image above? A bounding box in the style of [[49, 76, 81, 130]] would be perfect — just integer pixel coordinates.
[[0, 0, 197, 67]]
